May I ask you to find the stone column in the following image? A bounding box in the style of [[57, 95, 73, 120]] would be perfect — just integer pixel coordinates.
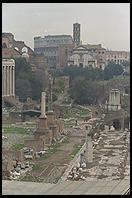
[[87, 136, 93, 163], [85, 125, 93, 165], [12, 66, 15, 96], [7, 66, 10, 96], [40, 92, 47, 118], [2, 66, 4, 97], [4, 66, 7, 97], [8, 66, 11, 96], [49, 76, 53, 112], [9, 66, 12, 96], [109, 91, 112, 105]]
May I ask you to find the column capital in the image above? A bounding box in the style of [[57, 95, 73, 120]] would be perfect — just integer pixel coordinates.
[[3, 66, 6, 70]]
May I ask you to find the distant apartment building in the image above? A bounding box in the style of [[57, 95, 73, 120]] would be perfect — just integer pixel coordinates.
[[34, 35, 73, 67], [106, 50, 130, 65]]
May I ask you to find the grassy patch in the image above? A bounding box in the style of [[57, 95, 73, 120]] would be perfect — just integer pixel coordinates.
[[75, 110, 90, 120], [109, 75, 130, 81], [63, 112, 73, 119], [63, 110, 90, 120], [54, 176, 62, 183], [20, 174, 34, 182], [11, 143, 24, 150], [32, 164, 41, 171], [39, 137, 70, 160], [2, 127, 27, 134], [79, 110, 90, 116], [98, 75, 130, 86], [20, 174, 44, 183]]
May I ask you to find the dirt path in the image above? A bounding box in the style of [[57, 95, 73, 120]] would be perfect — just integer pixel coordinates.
[[30, 128, 85, 183]]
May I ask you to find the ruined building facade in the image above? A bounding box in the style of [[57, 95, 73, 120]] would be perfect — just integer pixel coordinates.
[[34, 23, 130, 70], [2, 32, 46, 72], [67, 44, 106, 69], [2, 59, 15, 98], [34, 35, 73, 67]]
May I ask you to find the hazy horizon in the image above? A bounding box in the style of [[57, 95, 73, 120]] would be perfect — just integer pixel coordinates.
[[2, 3, 130, 51]]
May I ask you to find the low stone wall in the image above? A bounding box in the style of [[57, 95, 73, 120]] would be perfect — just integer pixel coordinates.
[[2, 149, 24, 162], [24, 138, 45, 153]]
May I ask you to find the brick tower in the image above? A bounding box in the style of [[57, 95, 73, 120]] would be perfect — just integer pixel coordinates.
[[73, 23, 81, 47]]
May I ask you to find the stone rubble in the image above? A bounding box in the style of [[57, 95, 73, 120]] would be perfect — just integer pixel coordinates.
[[62, 127, 130, 182]]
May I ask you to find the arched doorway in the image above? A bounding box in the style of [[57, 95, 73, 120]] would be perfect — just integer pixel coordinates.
[[2, 43, 7, 48], [79, 63, 83, 68], [113, 119, 121, 131]]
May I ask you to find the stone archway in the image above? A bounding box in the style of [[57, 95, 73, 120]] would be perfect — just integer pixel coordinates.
[[113, 119, 121, 131], [79, 63, 83, 68], [22, 47, 28, 53], [2, 43, 7, 48]]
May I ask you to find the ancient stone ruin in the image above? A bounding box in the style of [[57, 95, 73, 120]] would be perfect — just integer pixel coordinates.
[[24, 91, 64, 154]]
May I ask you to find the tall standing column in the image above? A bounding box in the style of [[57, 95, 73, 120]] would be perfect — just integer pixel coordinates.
[[2, 66, 4, 97], [12, 66, 15, 96], [6, 66, 10, 96], [49, 76, 53, 112], [87, 136, 93, 163], [9, 66, 12, 96], [40, 92, 47, 118], [4, 66, 7, 96]]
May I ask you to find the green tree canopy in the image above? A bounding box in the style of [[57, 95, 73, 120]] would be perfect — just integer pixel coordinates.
[[15, 57, 45, 102], [70, 77, 104, 105], [103, 61, 123, 80]]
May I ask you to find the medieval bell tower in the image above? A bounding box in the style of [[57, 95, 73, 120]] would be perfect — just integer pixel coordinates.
[[73, 23, 81, 47]]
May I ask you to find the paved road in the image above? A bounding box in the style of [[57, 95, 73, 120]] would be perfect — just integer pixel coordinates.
[[2, 179, 130, 195]]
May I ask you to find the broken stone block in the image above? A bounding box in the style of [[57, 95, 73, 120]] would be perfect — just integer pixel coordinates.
[[25, 162, 29, 168], [24, 155, 33, 160], [21, 162, 25, 169], [13, 161, 17, 168], [29, 162, 35, 166], [17, 161, 21, 167], [13, 171, 20, 177], [15, 167, 21, 173]]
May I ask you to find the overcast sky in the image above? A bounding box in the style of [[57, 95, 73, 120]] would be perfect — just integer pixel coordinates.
[[2, 3, 130, 51]]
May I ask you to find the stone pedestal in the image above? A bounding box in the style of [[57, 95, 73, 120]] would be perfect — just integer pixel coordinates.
[[47, 111, 55, 126], [47, 111, 60, 141], [34, 117, 52, 145], [50, 125, 59, 140], [38, 117, 48, 130], [54, 119, 64, 134]]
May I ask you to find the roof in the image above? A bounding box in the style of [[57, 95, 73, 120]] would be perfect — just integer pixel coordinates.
[[22, 109, 41, 116]]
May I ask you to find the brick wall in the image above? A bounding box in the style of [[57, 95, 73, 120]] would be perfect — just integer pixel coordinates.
[[58, 44, 73, 68]]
